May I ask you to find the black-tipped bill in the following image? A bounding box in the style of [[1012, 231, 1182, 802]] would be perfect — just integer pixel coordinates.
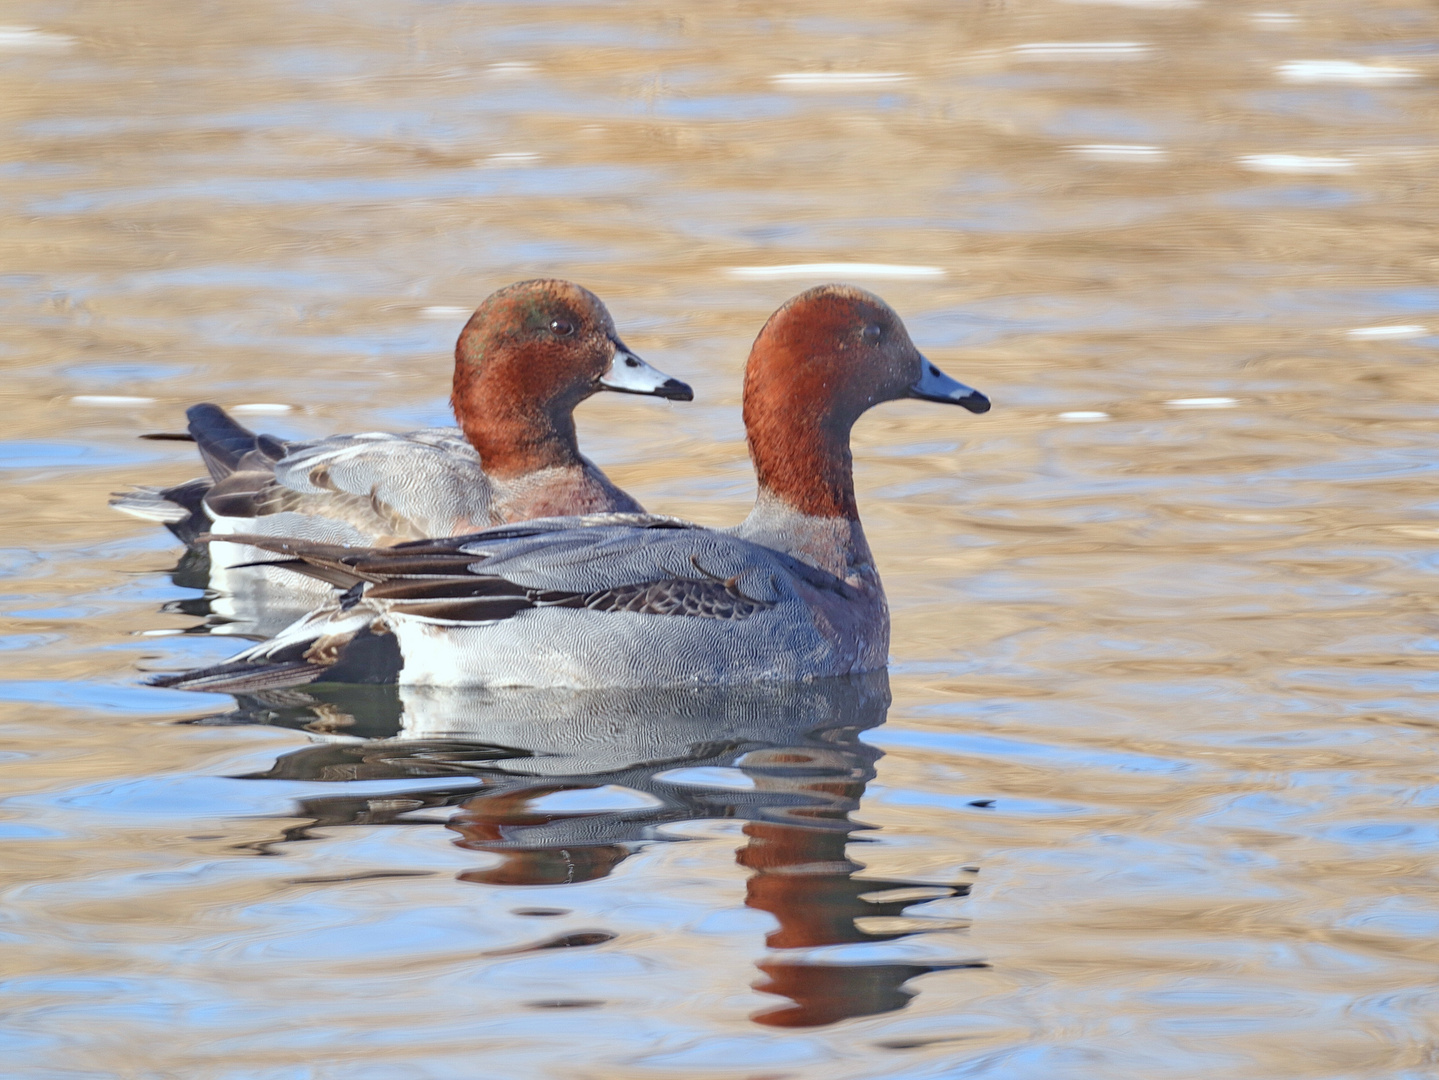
[[909, 356, 990, 413], [598, 342, 694, 401]]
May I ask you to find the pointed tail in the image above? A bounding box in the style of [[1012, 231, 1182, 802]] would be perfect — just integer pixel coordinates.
[[147, 608, 401, 692], [110, 477, 214, 546], [186, 403, 262, 480]]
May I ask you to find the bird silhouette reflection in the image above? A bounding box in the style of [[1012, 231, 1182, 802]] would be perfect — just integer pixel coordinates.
[[205, 672, 983, 1026], [153, 545, 331, 640]]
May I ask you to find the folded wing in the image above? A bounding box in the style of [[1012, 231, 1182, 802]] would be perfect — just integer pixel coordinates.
[[207, 428, 494, 541], [214, 515, 855, 627]]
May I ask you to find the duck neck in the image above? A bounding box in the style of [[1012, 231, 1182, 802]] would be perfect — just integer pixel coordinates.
[[737, 412, 875, 583], [738, 491, 877, 585], [452, 368, 584, 481]]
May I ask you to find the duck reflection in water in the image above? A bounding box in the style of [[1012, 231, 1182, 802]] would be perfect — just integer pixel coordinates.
[[209, 672, 985, 1027]]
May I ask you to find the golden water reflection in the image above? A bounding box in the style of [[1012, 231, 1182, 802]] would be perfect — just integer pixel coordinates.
[[218, 676, 984, 1029], [3, 0, 1439, 1074]]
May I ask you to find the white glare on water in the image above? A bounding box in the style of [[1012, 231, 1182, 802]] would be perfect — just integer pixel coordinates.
[[1239, 154, 1354, 173], [1165, 397, 1239, 408], [771, 73, 911, 88], [1347, 325, 1427, 339], [1277, 60, 1419, 83], [1066, 144, 1167, 161], [71, 395, 157, 406], [1010, 42, 1151, 60]]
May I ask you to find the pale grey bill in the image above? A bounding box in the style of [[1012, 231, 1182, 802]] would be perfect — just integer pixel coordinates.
[[599, 343, 694, 401]]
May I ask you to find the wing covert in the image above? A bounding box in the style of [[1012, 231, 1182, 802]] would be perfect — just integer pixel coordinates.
[[216, 427, 495, 539]]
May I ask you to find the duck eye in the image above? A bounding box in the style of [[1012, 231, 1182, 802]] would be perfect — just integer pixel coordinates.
[[550, 318, 575, 336], [862, 323, 882, 344]]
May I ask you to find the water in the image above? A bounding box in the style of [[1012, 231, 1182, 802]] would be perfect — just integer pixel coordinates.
[[3, 0, 1439, 1075]]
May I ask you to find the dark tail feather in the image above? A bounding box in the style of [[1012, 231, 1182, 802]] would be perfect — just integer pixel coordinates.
[[187, 403, 260, 480], [149, 658, 327, 694], [221, 557, 367, 591], [198, 532, 379, 588], [148, 622, 401, 692], [110, 477, 214, 546], [157, 477, 213, 546], [147, 622, 326, 693]]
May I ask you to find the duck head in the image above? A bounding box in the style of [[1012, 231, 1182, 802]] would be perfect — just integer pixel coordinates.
[[742, 284, 988, 520], [451, 279, 691, 477]]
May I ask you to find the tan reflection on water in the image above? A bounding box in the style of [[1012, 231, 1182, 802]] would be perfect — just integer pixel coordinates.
[[3, 0, 1439, 1074]]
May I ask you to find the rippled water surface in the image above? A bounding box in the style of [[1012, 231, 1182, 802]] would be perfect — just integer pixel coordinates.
[[4, 1, 1439, 1076]]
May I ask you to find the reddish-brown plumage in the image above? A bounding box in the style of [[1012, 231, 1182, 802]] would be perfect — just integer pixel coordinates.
[[450, 280, 620, 480], [742, 285, 927, 519]]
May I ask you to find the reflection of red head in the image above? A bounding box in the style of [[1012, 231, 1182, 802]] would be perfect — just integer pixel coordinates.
[[752, 960, 929, 1028], [739, 821, 863, 949], [738, 817, 970, 1027]]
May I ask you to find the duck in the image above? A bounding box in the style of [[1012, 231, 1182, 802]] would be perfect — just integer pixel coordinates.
[[152, 284, 988, 692], [112, 279, 692, 629]]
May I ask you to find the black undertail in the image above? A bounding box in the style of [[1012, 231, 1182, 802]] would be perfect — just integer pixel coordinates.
[[155, 477, 215, 546], [150, 623, 402, 694]]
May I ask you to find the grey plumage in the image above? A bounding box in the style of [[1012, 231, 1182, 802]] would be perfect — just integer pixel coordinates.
[[152, 513, 886, 691], [113, 406, 649, 638]]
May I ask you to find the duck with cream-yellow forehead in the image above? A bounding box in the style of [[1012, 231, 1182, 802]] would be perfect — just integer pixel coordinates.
[[156, 284, 989, 691]]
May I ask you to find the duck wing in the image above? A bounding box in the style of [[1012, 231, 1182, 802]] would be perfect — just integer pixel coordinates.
[[158, 518, 864, 693], [113, 407, 495, 544], [203, 427, 495, 542], [213, 515, 856, 625]]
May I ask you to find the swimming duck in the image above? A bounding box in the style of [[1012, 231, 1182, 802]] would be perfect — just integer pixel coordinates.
[[154, 284, 987, 691], [113, 279, 691, 628]]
